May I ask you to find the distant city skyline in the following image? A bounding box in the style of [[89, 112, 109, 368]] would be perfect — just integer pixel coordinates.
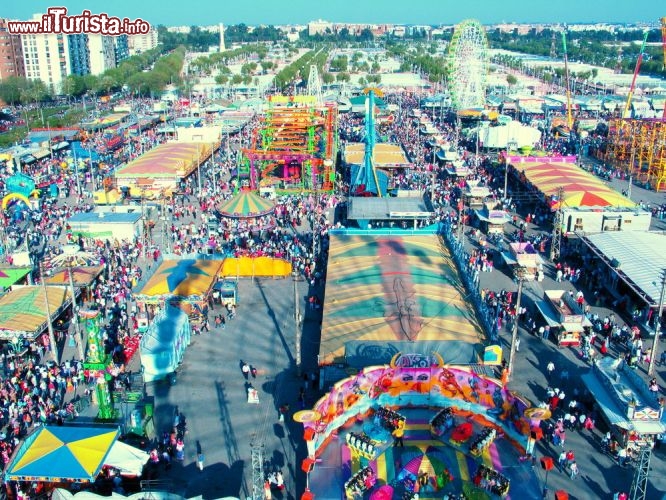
[[2, 0, 661, 27]]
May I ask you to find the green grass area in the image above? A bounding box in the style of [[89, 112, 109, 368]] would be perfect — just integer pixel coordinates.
[[0, 105, 87, 149]]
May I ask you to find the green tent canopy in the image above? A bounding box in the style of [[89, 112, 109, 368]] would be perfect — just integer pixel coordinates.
[[218, 190, 275, 218]]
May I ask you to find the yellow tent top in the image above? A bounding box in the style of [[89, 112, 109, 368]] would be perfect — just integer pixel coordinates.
[[135, 259, 223, 299]]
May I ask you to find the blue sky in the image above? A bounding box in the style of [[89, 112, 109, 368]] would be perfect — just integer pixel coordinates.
[[3, 0, 659, 26]]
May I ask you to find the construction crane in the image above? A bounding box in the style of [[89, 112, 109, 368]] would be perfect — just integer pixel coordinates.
[[622, 30, 649, 119], [661, 17, 666, 120], [561, 28, 574, 131]]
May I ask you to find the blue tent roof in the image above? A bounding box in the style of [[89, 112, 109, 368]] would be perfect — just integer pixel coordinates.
[[5, 426, 120, 482]]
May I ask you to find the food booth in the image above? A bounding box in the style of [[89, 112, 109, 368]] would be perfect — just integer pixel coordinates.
[[501, 242, 544, 281], [474, 203, 511, 235], [463, 180, 491, 208], [535, 290, 592, 347]]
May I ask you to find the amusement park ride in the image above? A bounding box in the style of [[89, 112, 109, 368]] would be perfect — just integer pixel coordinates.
[[603, 19, 666, 192], [240, 66, 337, 193], [350, 87, 387, 197]]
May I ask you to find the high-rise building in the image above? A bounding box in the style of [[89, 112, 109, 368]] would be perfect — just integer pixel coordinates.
[[67, 34, 116, 77], [0, 18, 25, 80], [114, 35, 130, 65], [87, 34, 116, 75], [68, 34, 90, 76], [128, 29, 158, 55], [21, 27, 71, 93]]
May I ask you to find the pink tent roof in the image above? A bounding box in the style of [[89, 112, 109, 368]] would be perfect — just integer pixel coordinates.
[[514, 161, 637, 208]]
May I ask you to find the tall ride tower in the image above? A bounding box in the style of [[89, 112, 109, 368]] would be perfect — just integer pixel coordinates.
[[219, 23, 226, 52]]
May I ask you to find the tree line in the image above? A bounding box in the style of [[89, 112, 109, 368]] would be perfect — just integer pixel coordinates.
[[487, 27, 665, 78], [0, 46, 185, 105], [273, 48, 329, 91], [157, 24, 285, 52]]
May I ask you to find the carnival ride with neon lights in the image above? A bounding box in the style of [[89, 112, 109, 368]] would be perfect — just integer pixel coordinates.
[[240, 95, 337, 192], [604, 119, 666, 191], [446, 20, 490, 111]]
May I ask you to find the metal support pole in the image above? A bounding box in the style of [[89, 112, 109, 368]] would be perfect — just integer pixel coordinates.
[[647, 270, 666, 376], [67, 261, 84, 360], [507, 270, 525, 382], [197, 145, 203, 196], [40, 262, 58, 362], [294, 273, 301, 377], [88, 145, 95, 192]]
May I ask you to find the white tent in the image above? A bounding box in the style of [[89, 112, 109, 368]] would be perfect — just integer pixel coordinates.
[[479, 122, 541, 149], [104, 440, 150, 477], [52, 490, 186, 500]]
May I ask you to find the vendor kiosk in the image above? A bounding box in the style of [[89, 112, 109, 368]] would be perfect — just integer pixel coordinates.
[[464, 180, 491, 209], [501, 242, 543, 281], [535, 290, 592, 347], [212, 279, 238, 307], [474, 203, 510, 235]]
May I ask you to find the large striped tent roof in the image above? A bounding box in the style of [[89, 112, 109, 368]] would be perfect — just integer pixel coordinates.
[[5, 426, 119, 482], [319, 233, 486, 367], [115, 142, 214, 179], [0, 286, 71, 339], [511, 160, 636, 209]]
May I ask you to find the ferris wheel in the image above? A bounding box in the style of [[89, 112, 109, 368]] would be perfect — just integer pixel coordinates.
[[447, 20, 490, 110]]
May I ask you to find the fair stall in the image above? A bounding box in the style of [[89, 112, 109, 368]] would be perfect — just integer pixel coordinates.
[[535, 290, 592, 347], [474, 203, 511, 235], [463, 180, 491, 208], [501, 242, 544, 281]]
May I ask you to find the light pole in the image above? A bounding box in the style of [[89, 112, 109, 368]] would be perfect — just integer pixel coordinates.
[[507, 267, 526, 382], [51, 245, 94, 360], [505, 140, 518, 201], [647, 270, 666, 376], [65, 259, 84, 360], [197, 144, 203, 196], [293, 271, 302, 377], [39, 261, 59, 362]]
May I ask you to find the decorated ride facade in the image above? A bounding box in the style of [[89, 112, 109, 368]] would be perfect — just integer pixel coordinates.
[[304, 354, 531, 457], [299, 353, 544, 498]]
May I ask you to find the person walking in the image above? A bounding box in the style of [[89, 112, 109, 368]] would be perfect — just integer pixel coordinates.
[[569, 461, 578, 479], [197, 451, 205, 472], [546, 361, 555, 380], [241, 361, 250, 380], [515, 335, 521, 352]]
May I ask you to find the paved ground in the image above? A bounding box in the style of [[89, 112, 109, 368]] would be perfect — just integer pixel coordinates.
[[143, 276, 320, 500]]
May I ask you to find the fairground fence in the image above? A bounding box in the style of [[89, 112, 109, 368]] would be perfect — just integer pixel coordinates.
[[439, 221, 500, 344]]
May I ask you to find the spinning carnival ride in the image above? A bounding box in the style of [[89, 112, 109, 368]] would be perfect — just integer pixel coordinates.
[[446, 19, 490, 111]]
